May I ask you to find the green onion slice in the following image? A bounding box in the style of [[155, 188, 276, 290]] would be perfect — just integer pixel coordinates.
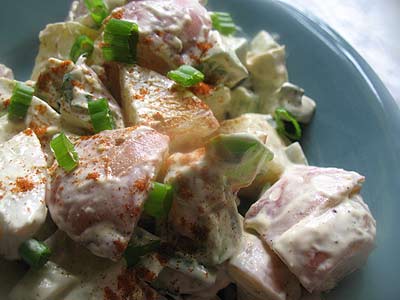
[[167, 65, 205, 87], [70, 35, 94, 62], [88, 98, 115, 133], [19, 239, 51, 269], [210, 12, 237, 36], [207, 134, 261, 163], [102, 18, 139, 64], [144, 183, 173, 219], [124, 240, 160, 267], [274, 107, 302, 141], [8, 82, 34, 120], [50, 133, 79, 172], [84, 0, 108, 26], [206, 133, 274, 189]]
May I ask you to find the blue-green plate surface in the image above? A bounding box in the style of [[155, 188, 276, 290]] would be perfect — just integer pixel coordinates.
[[1, 0, 399, 299]]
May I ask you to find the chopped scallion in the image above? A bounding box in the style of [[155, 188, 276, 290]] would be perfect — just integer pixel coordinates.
[[70, 35, 94, 62], [102, 18, 139, 64], [19, 239, 51, 269], [88, 98, 115, 133], [167, 65, 205, 87], [206, 133, 274, 189], [50, 133, 79, 172], [84, 0, 108, 26], [8, 82, 34, 120], [207, 134, 260, 163], [210, 12, 237, 36], [274, 107, 302, 140], [144, 183, 173, 219], [124, 240, 160, 267]]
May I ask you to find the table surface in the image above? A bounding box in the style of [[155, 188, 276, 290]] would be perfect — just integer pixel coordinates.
[[281, 0, 400, 103]]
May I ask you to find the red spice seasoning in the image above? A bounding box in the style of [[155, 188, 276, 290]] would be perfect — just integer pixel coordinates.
[[190, 82, 214, 96], [86, 172, 100, 181], [34, 104, 47, 114], [3, 98, 10, 108], [12, 177, 35, 193]]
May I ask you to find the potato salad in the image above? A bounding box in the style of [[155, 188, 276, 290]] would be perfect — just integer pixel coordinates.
[[0, 1, 376, 300]]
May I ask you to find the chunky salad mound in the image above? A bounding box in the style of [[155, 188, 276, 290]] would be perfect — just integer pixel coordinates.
[[0, 1, 376, 300]]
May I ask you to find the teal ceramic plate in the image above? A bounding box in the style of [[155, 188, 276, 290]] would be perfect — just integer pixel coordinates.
[[1, 1, 399, 299]]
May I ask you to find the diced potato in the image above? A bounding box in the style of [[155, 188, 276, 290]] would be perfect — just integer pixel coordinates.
[[35, 58, 124, 134], [228, 230, 301, 300], [0, 130, 47, 260], [248, 31, 280, 55], [195, 84, 231, 121], [47, 127, 169, 261], [117, 64, 219, 152], [31, 22, 99, 80], [200, 30, 248, 88], [274, 195, 375, 292], [221, 36, 249, 65], [26, 97, 62, 139], [164, 134, 271, 265], [111, 0, 212, 74], [226, 87, 258, 119], [164, 148, 242, 265], [246, 31, 286, 90], [0, 96, 61, 167], [245, 165, 376, 292]]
